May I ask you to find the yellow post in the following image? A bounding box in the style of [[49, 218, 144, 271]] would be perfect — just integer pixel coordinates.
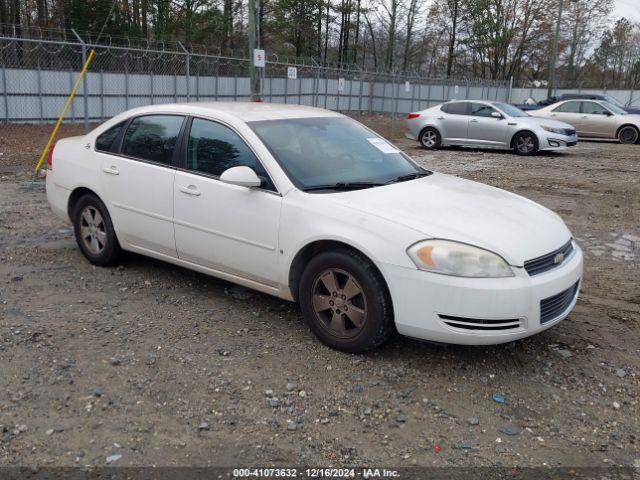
[[34, 49, 96, 173]]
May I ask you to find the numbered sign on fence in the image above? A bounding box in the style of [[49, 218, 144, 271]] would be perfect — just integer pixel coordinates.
[[338, 77, 346, 92], [253, 49, 266, 68], [287, 67, 298, 80], [405, 81, 411, 93]]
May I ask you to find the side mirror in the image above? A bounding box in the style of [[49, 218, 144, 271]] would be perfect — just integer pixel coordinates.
[[219, 166, 262, 188], [491, 111, 503, 119]]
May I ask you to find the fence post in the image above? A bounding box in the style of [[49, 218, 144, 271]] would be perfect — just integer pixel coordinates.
[[37, 62, 43, 122], [69, 69, 76, 122], [100, 70, 104, 120], [125, 68, 130, 110], [150, 70, 154, 104], [324, 69, 329, 109], [178, 42, 190, 102], [391, 73, 400, 122], [72, 29, 89, 132], [358, 73, 364, 115], [2, 63, 8, 123]]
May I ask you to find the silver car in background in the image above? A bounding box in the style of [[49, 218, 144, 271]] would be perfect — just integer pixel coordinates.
[[406, 100, 578, 155], [529, 100, 640, 144]]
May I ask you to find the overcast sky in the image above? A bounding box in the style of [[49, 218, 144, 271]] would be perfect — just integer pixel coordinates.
[[612, 0, 640, 21]]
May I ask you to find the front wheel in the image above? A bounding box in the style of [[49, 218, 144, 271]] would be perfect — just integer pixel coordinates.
[[298, 249, 394, 353], [618, 126, 639, 144], [513, 131, 539, 155]]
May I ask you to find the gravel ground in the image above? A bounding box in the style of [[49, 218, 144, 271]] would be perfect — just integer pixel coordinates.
[[0, 118, 639, 469]]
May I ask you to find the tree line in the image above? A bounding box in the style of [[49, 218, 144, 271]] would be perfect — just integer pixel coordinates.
[[1, 0, 639, 88]]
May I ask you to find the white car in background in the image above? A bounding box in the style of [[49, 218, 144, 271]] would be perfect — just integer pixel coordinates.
[[529, 99, 640, 144], [405, 100, 578, 155], [46, 102, 583, 352]]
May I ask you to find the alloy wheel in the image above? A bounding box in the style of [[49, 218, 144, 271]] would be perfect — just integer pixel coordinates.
[[516, 135, 535, 153], [311, 268, 368, 339], [619, 127, 638, 144], [79, 205, 107, 255], [422, 130, 437, 148]]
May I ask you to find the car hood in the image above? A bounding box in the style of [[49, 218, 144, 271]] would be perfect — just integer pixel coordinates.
[[518, 115, 573, 130], [327, 173, 571, 266], [619, 114, 640, 124]]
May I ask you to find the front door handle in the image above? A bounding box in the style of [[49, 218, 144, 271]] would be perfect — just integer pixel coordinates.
[[437, 116, 445, 120], [470, 118, 479, 123], [179, 185, 201, 196], [103, 165, 119, 175]]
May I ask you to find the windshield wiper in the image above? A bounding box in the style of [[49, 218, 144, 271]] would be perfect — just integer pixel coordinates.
[[302, 181, 386, 192], [388, 171, 432, 184]]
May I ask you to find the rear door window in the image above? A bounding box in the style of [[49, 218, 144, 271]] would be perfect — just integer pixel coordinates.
[[122, 115, 185, 166], [446, 102, 469, 115]]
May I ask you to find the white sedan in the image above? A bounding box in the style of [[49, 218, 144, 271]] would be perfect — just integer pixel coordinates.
[[46, 102, 583, 352]]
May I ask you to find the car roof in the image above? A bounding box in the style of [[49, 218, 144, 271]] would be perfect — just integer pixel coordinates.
[[560, 93, 604, 99], [124, 101, 343, 122]]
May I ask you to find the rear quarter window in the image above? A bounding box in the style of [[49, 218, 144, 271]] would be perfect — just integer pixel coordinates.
[[95, 122, 126, 152]]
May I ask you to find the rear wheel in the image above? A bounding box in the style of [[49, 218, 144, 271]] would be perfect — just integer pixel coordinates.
[[419, 127, 441, 150], [618, 125, 639, 144], [72, 194, 122, 266], [513, 131, 539, 155], [299, 249, 394, 353]]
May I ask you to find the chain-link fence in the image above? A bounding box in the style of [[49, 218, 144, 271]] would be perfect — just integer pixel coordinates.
[[0, 31, 514, 133]]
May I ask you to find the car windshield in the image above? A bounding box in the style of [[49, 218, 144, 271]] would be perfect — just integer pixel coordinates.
[[249, 117, 428, 191], [601, 101, 627, 115], [492, 102, 528, 117], [603, 95, 625, 108]]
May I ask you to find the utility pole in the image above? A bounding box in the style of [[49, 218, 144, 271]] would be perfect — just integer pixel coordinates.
[[547, 0, 564, 99], [247, 0, 261, 101]]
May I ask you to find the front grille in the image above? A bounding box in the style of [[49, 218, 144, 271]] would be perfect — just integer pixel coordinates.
[[563, 128, 576, 136], [540, 281, 580, 324], [439, 314, 521, 331], [524, 240, 574, 276]]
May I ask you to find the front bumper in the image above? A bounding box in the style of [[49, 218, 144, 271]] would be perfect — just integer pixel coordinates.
[[539, 133, 578, 150], [381, 243, 583, 345]]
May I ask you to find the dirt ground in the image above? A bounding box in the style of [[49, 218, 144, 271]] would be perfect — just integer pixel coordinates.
[[0, 117, 639, 470]]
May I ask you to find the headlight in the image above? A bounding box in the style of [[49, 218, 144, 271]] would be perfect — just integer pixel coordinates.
[[541, 125, 565, 134], [407, 240, 514, 278]]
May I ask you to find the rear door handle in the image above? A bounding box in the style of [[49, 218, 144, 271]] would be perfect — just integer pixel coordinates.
[[102, 166, 119, 175], [470, 118, 479, 123], [179, 185, 201, 196], [437, 116, 444, 120]]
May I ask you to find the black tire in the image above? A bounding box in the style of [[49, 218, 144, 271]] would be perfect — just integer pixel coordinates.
[[419, 127, 441, 150], [299, 249, 394, 353], [513, 131, 539, 155], [618, 125, 639, 144], [72, 193, 122, 266]]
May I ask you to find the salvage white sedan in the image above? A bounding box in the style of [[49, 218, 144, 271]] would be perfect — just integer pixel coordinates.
[[46, 102, 583, 352]]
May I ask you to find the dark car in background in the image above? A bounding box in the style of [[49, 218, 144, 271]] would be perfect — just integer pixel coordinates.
[[515, 93, 640, 115]]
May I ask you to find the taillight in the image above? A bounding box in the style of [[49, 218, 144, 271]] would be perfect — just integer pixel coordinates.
[[407, 113, 420, 119], [47, 142, 56, 168]]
